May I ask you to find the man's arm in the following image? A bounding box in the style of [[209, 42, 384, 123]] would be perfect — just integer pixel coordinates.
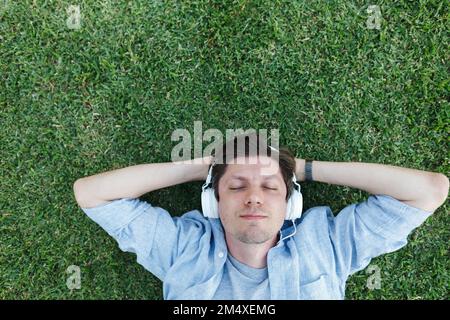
[[295, 159, 449, 212], [74, 157, 212, 208]]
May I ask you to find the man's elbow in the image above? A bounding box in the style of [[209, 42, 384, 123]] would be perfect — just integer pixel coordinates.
[[73, 178, 88, 207], [429, 173, 449, 208], [73, 178, 111, 208], [73, 178, 97, 208]]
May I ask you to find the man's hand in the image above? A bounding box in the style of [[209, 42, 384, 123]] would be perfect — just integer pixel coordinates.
[[295, 158, 306, 182]]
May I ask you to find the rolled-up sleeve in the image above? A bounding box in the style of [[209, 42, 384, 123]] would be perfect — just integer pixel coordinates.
[[328, 194, 434, 279], [80, 198, 182, 281]]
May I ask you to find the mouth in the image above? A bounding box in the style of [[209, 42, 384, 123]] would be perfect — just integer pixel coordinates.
[[239, 210, 268, 220], [240, 215, 267, 220]]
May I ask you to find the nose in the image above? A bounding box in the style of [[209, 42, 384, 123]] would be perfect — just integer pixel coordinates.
[[245, 187, 263, 206]]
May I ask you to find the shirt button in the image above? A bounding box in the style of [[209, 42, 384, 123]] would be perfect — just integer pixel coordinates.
[[218, 252, 224, 258]]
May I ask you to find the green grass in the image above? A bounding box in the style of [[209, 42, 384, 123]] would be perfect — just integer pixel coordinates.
[[0, 0, 448, 299]]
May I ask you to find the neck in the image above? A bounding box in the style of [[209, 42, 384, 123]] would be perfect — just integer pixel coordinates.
[[225, 232, 279, 269]]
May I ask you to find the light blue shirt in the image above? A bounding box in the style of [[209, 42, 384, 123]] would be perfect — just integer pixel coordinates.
[[80, 194, 433, 299]]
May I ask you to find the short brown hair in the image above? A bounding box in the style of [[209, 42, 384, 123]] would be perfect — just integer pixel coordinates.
[[210, 132, 296, 201]]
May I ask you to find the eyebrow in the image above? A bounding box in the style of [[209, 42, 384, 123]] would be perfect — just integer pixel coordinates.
[[229, 175, 280, 181]]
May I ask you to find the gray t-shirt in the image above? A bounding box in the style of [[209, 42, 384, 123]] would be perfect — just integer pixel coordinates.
[[212, 253, 270, 300]]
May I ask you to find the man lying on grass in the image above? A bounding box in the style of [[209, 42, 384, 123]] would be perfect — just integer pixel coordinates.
[[73, 133, 448, 299]]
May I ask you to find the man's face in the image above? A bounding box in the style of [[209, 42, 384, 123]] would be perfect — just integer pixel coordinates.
[[217, 156, 287, 245]]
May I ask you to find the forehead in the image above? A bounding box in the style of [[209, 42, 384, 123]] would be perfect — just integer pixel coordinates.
[[221, 156, 283, 182]]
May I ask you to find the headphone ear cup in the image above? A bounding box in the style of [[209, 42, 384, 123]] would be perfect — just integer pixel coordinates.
[[286, 196, 293, 219], [201, 188, 219, 218], [286, 188, 303, 220]]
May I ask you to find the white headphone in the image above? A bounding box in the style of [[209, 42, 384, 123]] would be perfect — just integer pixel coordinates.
[[201, 148, 303, 221]]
